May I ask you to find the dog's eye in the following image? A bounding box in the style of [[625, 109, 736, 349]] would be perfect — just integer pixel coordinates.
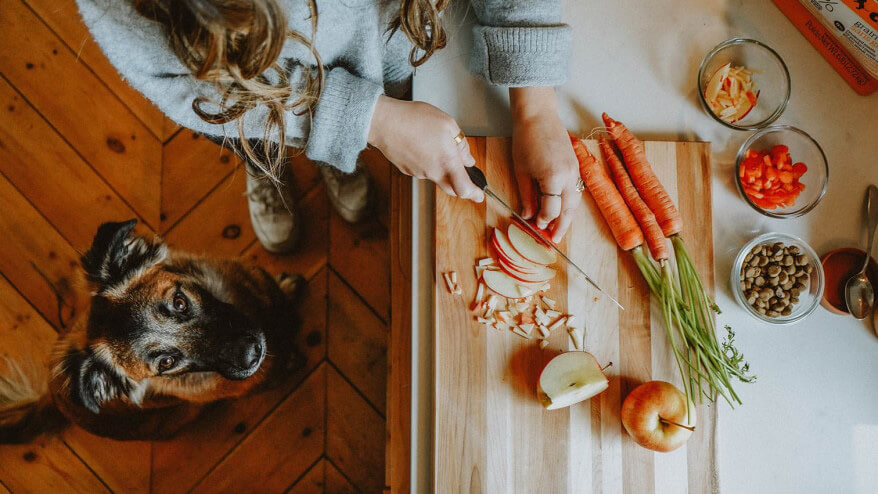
[[172, 293, 188, 312], [157, 356, 177, 371]]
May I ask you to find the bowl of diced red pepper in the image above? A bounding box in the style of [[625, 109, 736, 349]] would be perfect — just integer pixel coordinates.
[[735, 125, 828, 218]]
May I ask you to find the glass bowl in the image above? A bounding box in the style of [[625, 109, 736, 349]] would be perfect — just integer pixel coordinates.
[[731, 232, 824, 325], [697, 38, 790, 130], [735, 126, 829, 218]]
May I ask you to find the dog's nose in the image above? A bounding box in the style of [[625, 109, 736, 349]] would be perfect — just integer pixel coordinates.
[[220, 336, 263, 371], [241, 340, 262, 370]]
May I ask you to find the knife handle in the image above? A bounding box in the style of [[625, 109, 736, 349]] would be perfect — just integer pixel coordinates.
[[465, 166, 488, 191]]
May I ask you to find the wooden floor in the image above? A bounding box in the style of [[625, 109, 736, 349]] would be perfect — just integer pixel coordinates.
[[0, 0, 394, 492]]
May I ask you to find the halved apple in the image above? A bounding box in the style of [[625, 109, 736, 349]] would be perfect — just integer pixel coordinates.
[[538, 351, 609, 410], [483, 269, 541, 298], [508, 223, 556, 265], [491, 229, 541, 272]]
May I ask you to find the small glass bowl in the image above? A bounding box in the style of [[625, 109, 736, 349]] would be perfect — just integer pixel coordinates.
[[697, 38, 791, 130], [731, 232, 824, 325], [735, 126, 829, 218]]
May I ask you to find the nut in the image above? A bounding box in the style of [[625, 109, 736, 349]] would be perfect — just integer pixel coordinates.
[[778, 271, 789, 285], [783, 255, 794, 266], [767, 310, 780, 318], [782, 280, 794, 290], [767, 265, 782, 277], [781, 307, 792, 316], [758, 256, 769, 266], [745, 267, 759, 278], [788, 246, 800, 255], [795, 255, 808, 266], [756, 307, 767, 314], [755, 276, 766, 287], [804, 264, 813, 274], [759, 288, 773, 300], [769, 277, 780, 287]]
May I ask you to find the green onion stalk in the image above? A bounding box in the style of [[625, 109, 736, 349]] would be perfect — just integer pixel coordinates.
[[630, 237, 755, 415]]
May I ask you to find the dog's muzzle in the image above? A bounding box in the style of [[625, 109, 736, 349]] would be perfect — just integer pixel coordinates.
[[217, 333, 266, 380]]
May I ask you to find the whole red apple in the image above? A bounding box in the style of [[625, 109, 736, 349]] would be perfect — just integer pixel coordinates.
[[621, 380, 695, 452]]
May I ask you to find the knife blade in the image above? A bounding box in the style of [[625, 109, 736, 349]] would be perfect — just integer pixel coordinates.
[[465, 166, 624, 310]]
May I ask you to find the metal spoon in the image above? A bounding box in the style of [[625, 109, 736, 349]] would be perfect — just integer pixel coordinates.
[[845, 185, 878, 319]]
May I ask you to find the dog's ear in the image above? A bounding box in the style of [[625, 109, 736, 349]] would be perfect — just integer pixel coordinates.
[[81, 219, 166, 291], [61, 349, 130, 414]]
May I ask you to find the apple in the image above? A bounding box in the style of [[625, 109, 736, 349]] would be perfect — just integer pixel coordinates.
[[537, 351, 609, 410], [508, 223, 556, 265], [491, 229, 543, 273], [621, 381, 695, 452], [512, 218, 553, 247], [482, 269, 541, 299], [496, 254, 555, 284]]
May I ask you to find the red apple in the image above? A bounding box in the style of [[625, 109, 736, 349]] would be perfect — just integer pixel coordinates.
[[621, 381, 695, 452], [537, 351, 609, 410], [495, 250, 555, 284]]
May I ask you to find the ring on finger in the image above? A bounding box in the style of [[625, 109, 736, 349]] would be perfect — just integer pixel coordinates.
[[452, 130, 465, 145], [539, 192, 562, 198], [575, 178, 585, 193]]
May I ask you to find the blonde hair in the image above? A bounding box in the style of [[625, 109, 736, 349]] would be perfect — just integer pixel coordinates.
[[135, 0, 448, 182]]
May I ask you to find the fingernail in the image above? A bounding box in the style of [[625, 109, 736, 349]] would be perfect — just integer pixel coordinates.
[[537, 219, 548, 229], [552, 232, 562, 243]]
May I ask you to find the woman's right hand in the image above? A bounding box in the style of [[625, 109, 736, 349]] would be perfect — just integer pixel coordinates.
[[368, 95, 484, 202]]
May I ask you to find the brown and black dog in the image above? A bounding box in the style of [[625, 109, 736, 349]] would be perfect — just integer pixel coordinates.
[[0, 219, 304, 442]]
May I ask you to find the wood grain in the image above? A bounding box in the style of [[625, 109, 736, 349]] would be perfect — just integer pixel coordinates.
[[192, 365, 326, 493], [22, 0, 165, 138], [0, 0, 162, 228], [160, 130, 240, 231], [328, 272, 388, 415], [0, 77, 147, 250], [434, 138, 716, 493], [0, 437, 109, 493], [386, 167, 412, 494], [286, 459, 325, 494], [326, 365, 386, 493]]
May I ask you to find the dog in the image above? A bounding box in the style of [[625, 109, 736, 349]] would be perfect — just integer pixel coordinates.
[[0, 219, 304, 442]]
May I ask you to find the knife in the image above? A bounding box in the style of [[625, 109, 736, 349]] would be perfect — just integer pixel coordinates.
[[465, 166, 624, 310]]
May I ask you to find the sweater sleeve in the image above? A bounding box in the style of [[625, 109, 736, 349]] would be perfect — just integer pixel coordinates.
[[468, 0, 571, 87], [75, 0, 382, 173]]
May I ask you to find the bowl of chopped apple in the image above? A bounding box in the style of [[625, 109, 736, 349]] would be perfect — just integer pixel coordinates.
[[697, 38, 791, 130]]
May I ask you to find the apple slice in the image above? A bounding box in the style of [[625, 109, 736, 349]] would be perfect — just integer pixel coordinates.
[[496, 253, 556, 283], [538, 351, 609, 410], [508, 223, 556, 265], [483, 269, 540, 299], [492, 228, 545, 271], [704, 62, 730, 102], [512, 217, 553, 247]]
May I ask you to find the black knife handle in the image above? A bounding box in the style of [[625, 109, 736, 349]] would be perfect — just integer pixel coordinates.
[[465, 166, 488, 191]]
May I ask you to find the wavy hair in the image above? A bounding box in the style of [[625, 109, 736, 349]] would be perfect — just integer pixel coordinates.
[[134, 0, 449, 181]]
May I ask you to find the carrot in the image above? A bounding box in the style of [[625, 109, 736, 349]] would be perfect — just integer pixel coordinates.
[[602, 113, 683, 237], [569, 133, 644, 251], [599, 138, 669, 261]]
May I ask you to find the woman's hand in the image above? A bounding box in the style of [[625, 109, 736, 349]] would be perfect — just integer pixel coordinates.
[[368, 96, 484, 202], [510, 87, 580, 243]]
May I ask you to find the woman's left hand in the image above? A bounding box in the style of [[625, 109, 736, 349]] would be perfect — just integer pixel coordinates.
[[510, 87, 581, 243]]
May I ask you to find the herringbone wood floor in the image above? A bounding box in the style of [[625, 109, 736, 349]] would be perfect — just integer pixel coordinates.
[[0, 0, 394, 491]]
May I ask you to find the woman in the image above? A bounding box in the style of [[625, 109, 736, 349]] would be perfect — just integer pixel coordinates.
[[76, 0, 580, 253]]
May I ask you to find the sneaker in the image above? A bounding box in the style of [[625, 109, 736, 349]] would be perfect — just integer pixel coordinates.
[[245, 173, 299, 254], [319, 161, 373, 224]]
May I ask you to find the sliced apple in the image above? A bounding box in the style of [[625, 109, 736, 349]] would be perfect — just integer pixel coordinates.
[[507, 223, 556, 265], [482, 269, 540, 299], [491, 228, 545, 271], [538, 351, 609, 410], [704, 62, 730, 103], [496, 253, 556, 284], [512, 217, 553, 247]]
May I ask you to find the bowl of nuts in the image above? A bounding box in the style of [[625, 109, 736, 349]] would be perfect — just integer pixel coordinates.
[[731, 232, 824, 324]]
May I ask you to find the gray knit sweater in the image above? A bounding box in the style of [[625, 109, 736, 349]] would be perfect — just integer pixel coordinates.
[[76, 0, 570, 172]]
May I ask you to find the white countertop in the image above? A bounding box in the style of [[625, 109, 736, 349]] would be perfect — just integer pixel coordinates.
[[410, 1, 878, 492]]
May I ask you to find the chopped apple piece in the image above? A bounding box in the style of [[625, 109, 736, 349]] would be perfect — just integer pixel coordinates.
[[477, 257, 495, 266], [539, 339, 549, 350], [703, 62, 759, 124], [538, 352, 609, 410], [704, 63, 730, 102]]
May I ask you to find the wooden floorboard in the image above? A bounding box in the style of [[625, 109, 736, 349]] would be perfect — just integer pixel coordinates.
[[0, 3, 396, 491]]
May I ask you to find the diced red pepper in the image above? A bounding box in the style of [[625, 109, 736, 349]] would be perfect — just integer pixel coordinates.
[[740, 144, 808, 209]]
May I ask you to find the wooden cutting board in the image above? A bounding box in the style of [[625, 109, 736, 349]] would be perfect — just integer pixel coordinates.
[[434, 137, 718, 493]]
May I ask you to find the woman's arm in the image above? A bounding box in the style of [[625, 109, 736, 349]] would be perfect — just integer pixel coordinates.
[[76, 0, 383, 174], [468, 0, 571, 87]]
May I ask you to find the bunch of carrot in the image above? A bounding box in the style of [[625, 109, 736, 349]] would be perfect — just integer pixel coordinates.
[[571, 114, 754, 410]]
